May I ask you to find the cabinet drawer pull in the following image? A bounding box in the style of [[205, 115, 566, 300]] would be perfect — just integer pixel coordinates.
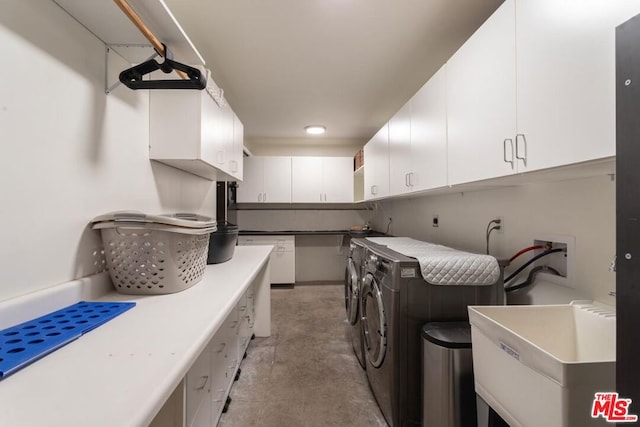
[[196, 375, 209, 390], [503, 138, 514, 169], [515, 133, 527, 166], [258, 193, 262, 202], [263, 192, 267, 202], [217, 151, 225, 165], [371, 185, 378, 195]]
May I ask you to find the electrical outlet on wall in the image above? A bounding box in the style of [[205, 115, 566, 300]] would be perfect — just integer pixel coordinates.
[[532, 234, 575, 288]]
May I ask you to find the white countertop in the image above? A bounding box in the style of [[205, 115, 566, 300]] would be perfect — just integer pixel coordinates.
[[0, 246, 271, 427]]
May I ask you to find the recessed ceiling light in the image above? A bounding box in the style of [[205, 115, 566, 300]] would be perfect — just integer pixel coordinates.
[[305, 125, 326, 135]]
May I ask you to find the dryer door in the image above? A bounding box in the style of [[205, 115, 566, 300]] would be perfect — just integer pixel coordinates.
[[344, 258, 359, 325], [361, 272, 387, 368]]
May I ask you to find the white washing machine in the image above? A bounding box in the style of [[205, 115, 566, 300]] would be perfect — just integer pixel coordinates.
[[344, 238, 369, 369]]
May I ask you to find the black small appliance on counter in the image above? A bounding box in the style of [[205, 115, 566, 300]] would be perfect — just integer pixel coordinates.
[[207, 182, 239, 264]]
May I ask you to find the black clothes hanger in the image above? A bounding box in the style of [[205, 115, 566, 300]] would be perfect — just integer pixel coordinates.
[[119, 44, 206, 90]]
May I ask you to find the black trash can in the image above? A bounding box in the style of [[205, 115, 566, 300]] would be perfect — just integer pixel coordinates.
[[422, 322, 476, 427], [207, 221, 239, 264]]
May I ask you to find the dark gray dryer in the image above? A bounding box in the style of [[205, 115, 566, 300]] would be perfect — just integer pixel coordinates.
[[344, 238, 369, 369], [360, 241, 502, 427]]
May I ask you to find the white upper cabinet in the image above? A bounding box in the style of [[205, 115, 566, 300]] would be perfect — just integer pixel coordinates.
[[514, 0, 640, 172], [149, 77, 244, 181], [236, 156, 291, 203], [364, 124, 390, 200], [410, 65, 448, 192], [388, 64, 449, 195], [291, 157, 354, 203], [291, 157, 324, 202], [388, 101, 412, 195], [322, 157, 354, 202], [447, 0, 517, 186], [232, 113, 244, 180], [238, 156, 264, 203]]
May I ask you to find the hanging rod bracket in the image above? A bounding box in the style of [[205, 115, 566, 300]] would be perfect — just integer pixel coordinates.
[[105, 43, 156, 95]]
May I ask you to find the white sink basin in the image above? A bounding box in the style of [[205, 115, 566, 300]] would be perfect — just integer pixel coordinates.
[[468, 301, 615, 427]]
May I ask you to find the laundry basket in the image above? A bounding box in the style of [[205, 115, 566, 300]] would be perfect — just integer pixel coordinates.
[[92, 211, 217, 295]]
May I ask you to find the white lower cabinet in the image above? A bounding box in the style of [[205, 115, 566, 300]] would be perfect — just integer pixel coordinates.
[[154, 283, 256, 427], [237, 235, 295, 284], [185, 349, 212, 427]]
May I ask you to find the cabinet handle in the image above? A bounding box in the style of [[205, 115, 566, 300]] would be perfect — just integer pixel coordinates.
[[196, 375, 209, 390], [371, 185, 378, 195], [258, 193, 262, 202], [409, 172, 415, 187], [405, 173, 410, 187], [217, 151, 225, 165], [503, 139, 515, 169], [324, 193, 327, 202], [231, 160, 238, 172], [515, 134, 527, 167], [263, 192, 267, 202]]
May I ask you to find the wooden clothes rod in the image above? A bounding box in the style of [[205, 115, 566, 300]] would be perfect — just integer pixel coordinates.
[[113, 0, 188, 80]]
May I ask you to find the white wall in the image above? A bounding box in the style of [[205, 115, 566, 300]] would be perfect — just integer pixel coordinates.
[[370, 174, 616, 305], [0, 1, 216, 302]]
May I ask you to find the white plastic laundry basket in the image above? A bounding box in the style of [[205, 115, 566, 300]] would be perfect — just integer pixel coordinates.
[[92, 211, 217, 295]]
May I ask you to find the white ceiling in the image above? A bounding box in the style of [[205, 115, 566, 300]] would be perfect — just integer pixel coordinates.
[[165, 0, 503, 143]]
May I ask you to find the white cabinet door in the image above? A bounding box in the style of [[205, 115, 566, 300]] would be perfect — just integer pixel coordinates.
[[388, 101, 412, 195], [237, 157, 291, 203], [515, 0, 640, 172], [447, 0, 517, 185], [263, 157, 292, 203], [291, 157, 324, 202], [236, 156, 264, 203], [185, 349, 211, 427], [270, 248, 295, 283], [237, 236, 295, 283], [410, 64, 448, 192], [323, 157, 354, 202], [232, 112, 244, 180], [364, 124, 390, 200], [217, 102, 235, 175]]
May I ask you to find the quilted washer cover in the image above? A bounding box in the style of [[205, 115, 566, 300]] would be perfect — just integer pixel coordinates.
[[366, 237, 500, 286]]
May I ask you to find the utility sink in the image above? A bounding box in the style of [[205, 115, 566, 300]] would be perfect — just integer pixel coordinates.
[[468, 301, 616, 427]]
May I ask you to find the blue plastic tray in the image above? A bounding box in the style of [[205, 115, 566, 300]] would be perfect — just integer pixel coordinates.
[[0, 301, 135, 379]]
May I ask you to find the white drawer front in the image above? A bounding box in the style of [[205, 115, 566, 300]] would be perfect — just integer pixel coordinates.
[[238, 235, 295, 251]]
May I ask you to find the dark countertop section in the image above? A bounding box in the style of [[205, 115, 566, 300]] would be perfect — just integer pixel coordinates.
[[238, 230, 387, 237]]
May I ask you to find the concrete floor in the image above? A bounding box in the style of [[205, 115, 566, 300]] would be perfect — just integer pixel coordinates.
[[218, 284, 388, 427]]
